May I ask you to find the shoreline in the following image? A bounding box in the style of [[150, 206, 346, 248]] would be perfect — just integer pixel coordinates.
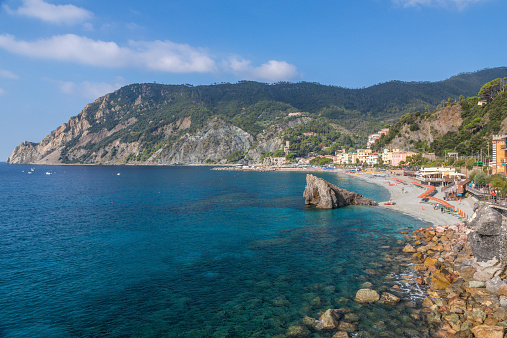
[[347, 172, 476, 227]]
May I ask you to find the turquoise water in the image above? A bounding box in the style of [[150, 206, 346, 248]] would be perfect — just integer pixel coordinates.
[[0, 165, 432, 337]]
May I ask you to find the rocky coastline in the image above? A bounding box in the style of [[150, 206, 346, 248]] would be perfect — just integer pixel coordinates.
[[289, 173, 507, 337]]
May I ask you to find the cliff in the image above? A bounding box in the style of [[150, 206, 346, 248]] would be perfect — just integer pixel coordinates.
[[7, 83, 308, 165], [386, 104, 463, 151], [303, 174, 378, 209]]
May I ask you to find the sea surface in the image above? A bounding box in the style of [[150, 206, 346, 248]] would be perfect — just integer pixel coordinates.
[[0, 165, 434, 337]]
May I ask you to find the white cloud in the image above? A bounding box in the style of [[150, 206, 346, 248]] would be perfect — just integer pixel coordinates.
[[0, 69, 18, 79], [80, 79, 127, 99], [0, 33, 299, 81], [392, 0, 487, 9], [55, 80, 75, 94], [3, 0, 92, 24], [224, 56, 299, 82], [129, 40, 217, 73], [51, 77, 127, 99], [255, 60, 299, 82], [0, 34, 217, 73]]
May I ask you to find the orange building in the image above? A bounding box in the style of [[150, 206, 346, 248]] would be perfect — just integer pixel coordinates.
[[492, 135, 507, 175]]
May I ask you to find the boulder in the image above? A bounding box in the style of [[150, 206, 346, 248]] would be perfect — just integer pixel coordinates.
[[487, 276, 507, 294], [431, 271, 452, 290], [318, 309, 341, 330], [303, 174, 378, 209], [471, 325, 504, 338], [473, 271, 493, 282], [332, 332, 349, 338], [379, 292, 400, 305], [467, 203, 507, 262], [355, 289, 380, 303], [402, 244, 416, 253], [286, 325, 310, 337]]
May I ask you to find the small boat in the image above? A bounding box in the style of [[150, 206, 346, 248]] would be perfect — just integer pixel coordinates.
[[45, 172, 52, 175], [117, 173, 121, 176], [384, 202, 396, 205]]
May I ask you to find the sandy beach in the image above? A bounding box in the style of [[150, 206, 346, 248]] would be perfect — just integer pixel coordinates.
[[350, 173, 477, 226]]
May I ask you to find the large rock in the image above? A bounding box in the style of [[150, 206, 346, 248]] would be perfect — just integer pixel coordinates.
[[467, 203, 507, 262], [471, 325, 504, 338], [379, 292, 401, 305], [303, 174, 378, 209], [318, 309, 341, 330], [355, 289, 380, 303]]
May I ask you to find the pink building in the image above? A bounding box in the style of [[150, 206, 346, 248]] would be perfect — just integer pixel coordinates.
[[391, 151, 416, 167]]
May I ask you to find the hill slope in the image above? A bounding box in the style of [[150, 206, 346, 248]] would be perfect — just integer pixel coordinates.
[[7, 67, 507, 165], [373, 81, 507, 156]]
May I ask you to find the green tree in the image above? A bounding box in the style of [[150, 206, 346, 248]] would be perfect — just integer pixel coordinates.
[[479, 78, 504, 102], [474, 171, 489, 186]]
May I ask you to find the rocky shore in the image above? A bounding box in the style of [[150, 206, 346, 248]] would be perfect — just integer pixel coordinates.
[[402, 219, 507, 338], [289, 173, 507, 337]]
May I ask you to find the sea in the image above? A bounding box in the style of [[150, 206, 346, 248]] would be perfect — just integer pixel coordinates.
[[0, 164, 435, 337]]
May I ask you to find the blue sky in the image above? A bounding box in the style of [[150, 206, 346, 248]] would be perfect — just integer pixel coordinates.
[[0, 0, 505, 161]]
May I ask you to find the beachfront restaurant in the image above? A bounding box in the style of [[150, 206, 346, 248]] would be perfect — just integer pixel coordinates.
[[416, 167, 466, 186]]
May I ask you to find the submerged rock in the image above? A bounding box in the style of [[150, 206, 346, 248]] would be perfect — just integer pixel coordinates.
[[354, 289, 380, 303], [318, 309, 341, 330], [471, 324, 505, 338], [303, 174, 378, 209], [286, 325, 310, 337], [379, 292, 401, 305]]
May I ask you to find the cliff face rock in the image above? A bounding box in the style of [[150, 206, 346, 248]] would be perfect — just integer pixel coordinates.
[[303, 174, 378, 209], [388, 104, 463, 150], [467, 203, 507, 262], [153, 118, 255, 164], [6, 84, 306, 165]]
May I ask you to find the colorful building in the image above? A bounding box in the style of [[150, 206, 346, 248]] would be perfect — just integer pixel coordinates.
[[492, 135, 507, 175], [391, 151, 416, 167], [381, 148, 400, 165]]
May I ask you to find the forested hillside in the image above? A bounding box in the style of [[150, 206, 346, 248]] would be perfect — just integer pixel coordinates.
[[8, 67, 507, 165], [373, 77, 507, 157]]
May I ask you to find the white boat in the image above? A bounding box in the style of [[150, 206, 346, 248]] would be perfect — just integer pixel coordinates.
[[45, 172, 52, 175]]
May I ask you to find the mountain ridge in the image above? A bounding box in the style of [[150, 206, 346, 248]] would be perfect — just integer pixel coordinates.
[[8, 67, 507, 165]]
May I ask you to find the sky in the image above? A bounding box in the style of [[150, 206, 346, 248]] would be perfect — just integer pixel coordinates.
[[0, 0, 505, 161]]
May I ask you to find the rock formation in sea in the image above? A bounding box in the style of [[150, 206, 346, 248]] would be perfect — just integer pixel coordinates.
[[467, 202, 507, 262], [303, 174, 378, 209]]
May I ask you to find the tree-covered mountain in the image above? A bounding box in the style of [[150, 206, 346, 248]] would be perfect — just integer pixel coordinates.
[[7, 67, 507, 165], [372, 77, 507, 157]]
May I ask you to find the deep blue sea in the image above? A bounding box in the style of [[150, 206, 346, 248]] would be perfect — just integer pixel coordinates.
[[0, 164, 433, 337]]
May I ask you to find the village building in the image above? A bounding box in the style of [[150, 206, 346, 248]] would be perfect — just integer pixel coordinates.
[[381, 148, 400, 165], [264, 157, 287, 166], [366, 128, 389, 148], [284, 141, 290, 155], [357, 148, 372, 163], [416, 167, 466, 185], [365, 152, 380, 165], [391, 151, 417, 167], [492, 135, 507, 175]]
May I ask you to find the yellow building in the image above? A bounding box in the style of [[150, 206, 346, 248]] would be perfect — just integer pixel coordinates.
[[356, 148, 372, 163], [381, 148, 399, 165], [492, 135, 507, 175]]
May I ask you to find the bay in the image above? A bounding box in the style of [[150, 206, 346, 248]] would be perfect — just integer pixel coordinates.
[[0, 164, 431, 337]]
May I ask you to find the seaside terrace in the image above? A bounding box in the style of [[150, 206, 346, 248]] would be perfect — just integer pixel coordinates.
[[416, 167, 466, 185]]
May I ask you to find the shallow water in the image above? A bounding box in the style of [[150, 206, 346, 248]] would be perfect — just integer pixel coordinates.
[[0, 165, 433, 337]]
